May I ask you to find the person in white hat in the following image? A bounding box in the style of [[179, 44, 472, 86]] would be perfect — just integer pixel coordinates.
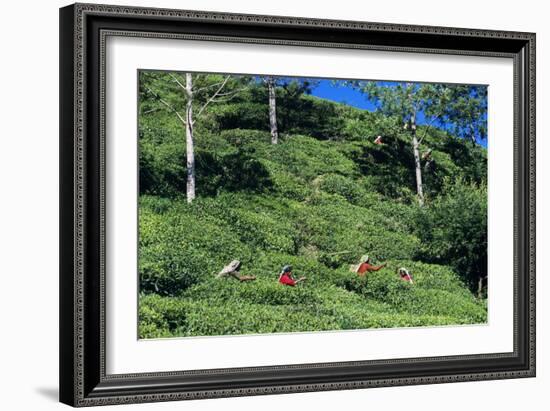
[[355, 255, 387, 276], [398, 267, 414, 284], [216, 260, 256, 282]]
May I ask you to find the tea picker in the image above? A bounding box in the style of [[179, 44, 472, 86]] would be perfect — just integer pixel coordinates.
[[216, 260, 256, 282], [278, 265, 307, 287]]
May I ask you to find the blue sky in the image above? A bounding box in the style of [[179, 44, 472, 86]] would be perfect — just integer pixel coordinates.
[[309, 79, 488, 148], [311, 80, 378, 111]]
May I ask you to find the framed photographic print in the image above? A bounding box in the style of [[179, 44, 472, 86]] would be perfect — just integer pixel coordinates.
[[59, 3, 536, 407]]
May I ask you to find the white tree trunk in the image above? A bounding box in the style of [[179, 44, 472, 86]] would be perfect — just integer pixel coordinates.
[[477, 276, 487, 298], [267, 78, 278, 144], [185, 73, 196, 203], [410, 112, 424, 206]]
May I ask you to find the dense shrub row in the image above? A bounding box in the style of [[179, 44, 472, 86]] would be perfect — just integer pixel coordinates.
[[140, 260, 485, 338], [139, 188, 487, 337]]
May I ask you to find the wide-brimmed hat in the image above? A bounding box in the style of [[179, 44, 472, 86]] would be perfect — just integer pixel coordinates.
[[217, 259, 241, 277], [361, 255, 369, 262]]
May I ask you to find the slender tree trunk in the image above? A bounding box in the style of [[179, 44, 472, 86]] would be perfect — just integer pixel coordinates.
[[267, 78, 279, 144], [185, 73, 196, 203], [410, 112, 425, 206], [477, 276, 486, 298]]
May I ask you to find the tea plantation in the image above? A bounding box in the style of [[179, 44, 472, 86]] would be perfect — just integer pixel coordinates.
[[138, 76, 487, 338]]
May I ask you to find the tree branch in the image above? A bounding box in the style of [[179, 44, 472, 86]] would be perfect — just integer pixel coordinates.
[[209, 86, 249, 101], [142, 107, 160, 115], [169, 73, 188, 95], [194, 75, 231, 121], [261, 76, 274, 85], [145, 86, 186, 125], [417, 115, 440, 145], [211, 87, 247, 98], [193, 80, 227, 94], [208, 92, 244, 104]]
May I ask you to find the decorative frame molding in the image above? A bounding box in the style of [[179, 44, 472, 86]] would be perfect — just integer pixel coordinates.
[[60, 3, 535, 407]]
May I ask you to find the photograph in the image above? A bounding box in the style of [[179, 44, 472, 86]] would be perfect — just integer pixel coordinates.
[[137, 71, 489, 339], [55, 1, 537, 407]]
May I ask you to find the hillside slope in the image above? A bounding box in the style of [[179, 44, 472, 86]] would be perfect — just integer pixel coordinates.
[[138, 79, 487, 338]]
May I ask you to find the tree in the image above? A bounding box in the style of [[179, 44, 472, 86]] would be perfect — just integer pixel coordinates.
[[142, 72, 246, 203], [263, 76, 279, 144], [260, 77, 318, 144], [415, 178, 487, 297], [348, 82, 487, 205]]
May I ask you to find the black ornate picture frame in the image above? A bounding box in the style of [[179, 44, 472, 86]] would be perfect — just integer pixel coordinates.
[[59, 3, 535, 407]]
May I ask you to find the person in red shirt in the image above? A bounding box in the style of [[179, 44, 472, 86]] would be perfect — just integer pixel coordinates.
[[278, 265, 306, 286], [398, 267, 414, 284], [356, 255, 387, 276]]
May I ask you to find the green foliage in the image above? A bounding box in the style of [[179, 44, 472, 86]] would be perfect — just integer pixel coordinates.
[[341, 138, 417, 200], [317, 173, 379, 206], [139, 256, 486, 338], [210, 82, 345, 139], [138, 192, 486, 338], [355, 81, 487, 144], [139, 197, 255, 295], [414, 178, 488, 293], [268, 135, 358, 181], [293, 198, 421, 267], [137, 73, 488, 338]]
